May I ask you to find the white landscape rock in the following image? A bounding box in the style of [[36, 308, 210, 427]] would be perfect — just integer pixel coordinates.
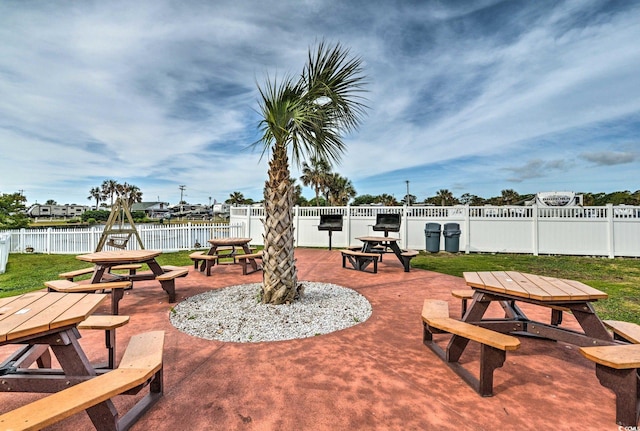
[[170, 282, 373, 343]]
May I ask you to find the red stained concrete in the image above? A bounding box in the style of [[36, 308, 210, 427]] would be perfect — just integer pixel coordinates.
[[0, 248, 622, 430]]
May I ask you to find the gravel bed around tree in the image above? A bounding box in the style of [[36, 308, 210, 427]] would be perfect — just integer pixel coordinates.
[[169, 282, 373, 343]]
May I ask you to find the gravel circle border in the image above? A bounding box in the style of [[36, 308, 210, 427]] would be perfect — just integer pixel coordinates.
[[169, 281, 373, 343]]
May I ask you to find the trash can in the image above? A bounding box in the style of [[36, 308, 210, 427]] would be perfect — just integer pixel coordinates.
[[443, 223, 461, 253], [424, 223, 441, 253]]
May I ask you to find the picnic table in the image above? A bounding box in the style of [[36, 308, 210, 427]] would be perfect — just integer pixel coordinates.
[[75, 249, 187, 303], [356, 236, 418, 272], [0, 292, 164, 429], [0, 291, 107, 393], [191, 237, 261, 275], [462, 271, 614, 345]]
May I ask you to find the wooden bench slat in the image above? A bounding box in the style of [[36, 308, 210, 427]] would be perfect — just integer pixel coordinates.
[[78, 315, 130, 330], [59, 267, 94, 279], [428, 317, 521, 351], [156, 269, 188, 281], [119, 330, 165, 371], [580, 344, 640, 369], [340, 249, 380, 258], [45, 280, 132, 293], [603, 320, 640, 344]]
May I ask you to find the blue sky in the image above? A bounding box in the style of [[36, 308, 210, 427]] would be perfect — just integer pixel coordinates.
[[1, 0, 638, 206]]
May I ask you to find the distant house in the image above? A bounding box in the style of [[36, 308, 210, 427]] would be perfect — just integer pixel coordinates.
[[130, 202, 171, 219]]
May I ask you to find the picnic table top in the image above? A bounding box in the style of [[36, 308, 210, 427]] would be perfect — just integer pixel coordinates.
[[356, 236, 400, 243], [0, 292, 107, 342], [207, 238, 252, 247], [463, 270, 608, 302], [76, 250, 162, 264]]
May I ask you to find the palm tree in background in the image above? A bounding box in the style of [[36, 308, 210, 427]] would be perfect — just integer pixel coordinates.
[[436, 189, 454, 206], [87, 187, 101, 209], [254, 41, 368, 305], [226, 192, 246, 206], [300, 156, 331, 206], [116, 183, 143, 207], [501, 189, 520, 205], [326, 173, 356, 206], [101, 179, 118, 207]]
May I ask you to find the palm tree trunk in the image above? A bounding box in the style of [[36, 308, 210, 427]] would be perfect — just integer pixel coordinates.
[[261, 144, 300, 304]]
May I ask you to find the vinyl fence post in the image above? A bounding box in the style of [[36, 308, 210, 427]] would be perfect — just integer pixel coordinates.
[[532, 204, 539, 256], [607, 204, 614, 258]]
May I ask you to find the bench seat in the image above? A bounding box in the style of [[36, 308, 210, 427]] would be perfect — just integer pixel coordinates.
[[400, 249, 419, 272], [603, 320, 640, 344], [59, 264, 142, 281], [422, 299, 520, 396], [45, 280, 131, 315], [0, 330, 164, 431], [340, 249, 379, 273], [156, 268, 188, 303], [189, 252, 219, 276], [79, 315, 130, 369], [579, 343, 640, 426], [236, 251, 263, 275]]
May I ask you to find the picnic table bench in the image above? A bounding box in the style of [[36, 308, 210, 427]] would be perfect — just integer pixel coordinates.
[[78, 315, 130, 370], [59, 264, 142, 281], [0, 330, 165, 431], [156, 267, 189, 302], [421, 299, 520, 396], [45, 280, 131, 315], [340, 249, 379, 273], [236, 250, 263, 275], [580, 343, 640, 426]]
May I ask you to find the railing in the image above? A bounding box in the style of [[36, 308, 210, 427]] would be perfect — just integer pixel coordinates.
[[2, 205, 639, 258]]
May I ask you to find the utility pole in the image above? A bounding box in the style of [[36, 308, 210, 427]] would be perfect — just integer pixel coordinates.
[[405, 180, 410, 206], [179, 185, 186, 204]]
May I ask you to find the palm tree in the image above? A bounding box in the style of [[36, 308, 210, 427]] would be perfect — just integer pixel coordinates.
[[101, 179, 118, 207], [300, 156, 331, 206], [87, 187, 102, 209], [226, 192, 245, 206], [117, 183, 143, 206], [326, 173, 356, 206], [254, 41, 368, 305], [501, 189, 520, 205], [436, 189, 454, 206], [376, 194, 398, 206]]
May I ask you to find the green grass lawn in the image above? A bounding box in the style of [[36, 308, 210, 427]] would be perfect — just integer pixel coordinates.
[[1, 250, 638, 323]]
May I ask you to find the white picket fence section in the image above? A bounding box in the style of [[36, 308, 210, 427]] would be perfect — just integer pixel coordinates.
[[2, 223, 245, 254], [1, 205, 639, 258]]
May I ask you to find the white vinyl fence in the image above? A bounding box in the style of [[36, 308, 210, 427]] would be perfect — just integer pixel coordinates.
[[231, 204, 640, 258], [0, 234, 9, 274], [2, 205, 639, 258]]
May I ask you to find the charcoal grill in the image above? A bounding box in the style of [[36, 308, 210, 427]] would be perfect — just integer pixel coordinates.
[[372, 213, 401, 237], [318, 214, 343, 250]]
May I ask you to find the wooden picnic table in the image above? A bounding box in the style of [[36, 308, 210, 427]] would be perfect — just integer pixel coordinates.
[[193, 237, 260, 275], [0, 291, 107, 393], [462, 271, 613, 346], [76, 249, 185, 304], [355, 236, 417, 272]]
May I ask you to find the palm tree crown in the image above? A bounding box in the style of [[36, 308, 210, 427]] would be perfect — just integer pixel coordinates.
[[254, 41, 368, 304]]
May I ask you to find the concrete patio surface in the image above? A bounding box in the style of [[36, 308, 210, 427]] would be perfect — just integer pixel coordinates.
[[0, 248, 623, 430]]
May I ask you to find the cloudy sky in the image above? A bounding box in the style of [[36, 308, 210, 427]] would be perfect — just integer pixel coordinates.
[[1, 0, 638, 206]]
